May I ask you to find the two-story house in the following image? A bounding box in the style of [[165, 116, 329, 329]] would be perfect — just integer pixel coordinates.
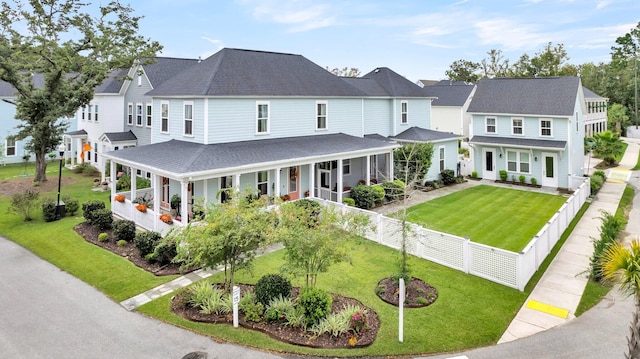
[[101, 48, 459, 233], [583, 86, 608, 137], [421, 80, 476, 140], [467, 76, 585, 190]]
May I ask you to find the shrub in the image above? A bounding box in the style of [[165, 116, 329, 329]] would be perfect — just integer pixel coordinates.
[[92, 208, 113, 230], [499, 170, 508, 181], [239, 291, 264, 322], [416, 297, 428, 305], [589, 210, 625, 282], [590, 175, 604, 195], [117, 239, 127, 247], [98, 232, 109, 242], [531, 177, 537, 186], [62, 196, 79, 216], [265, 295, 296, 323], [381, 181, 404, 201], [9, 190, 40, 221], [342, 197, 355, 207], [592, 170, 607, 181], [82, 200, 106, 224], [290, 199, 321, 227], [313, 311, 351, 337], [519, 175, 526, 183], [149, 235, 177, 265], [134, 231, 162, 257], [372, 185, 385, 204], [440, 169, 456, 185], [471, 171, 478, 178], [112, 219, 136, 242], [350, 185, 377, 209], [132, 193, 153, 207], [41, 198, 57, 222], [298, 287, 332, 327], [255, 273, 292, 307]]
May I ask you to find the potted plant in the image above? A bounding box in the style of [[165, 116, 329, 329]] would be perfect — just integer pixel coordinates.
[[159, 213, 173, 225], [114, 194, 126, 203], [136, 204, 147, 213], [170, 194, 181, 216], [101, 181, 108, 190]]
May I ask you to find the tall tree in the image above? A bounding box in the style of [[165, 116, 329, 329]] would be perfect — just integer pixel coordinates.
[[445, 59, 481, 83], [326, 66, 361, 77], [608, 103, 631, 134], [611, 21, 640, 126], [0, 0, 162, 182], [481, 49, 510, 78]]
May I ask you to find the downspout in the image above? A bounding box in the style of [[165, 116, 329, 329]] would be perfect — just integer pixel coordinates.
[[393, 99, 397, 136]]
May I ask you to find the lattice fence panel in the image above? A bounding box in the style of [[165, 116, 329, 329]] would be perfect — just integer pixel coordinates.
[[469, 244, 518, 288], [381, 217, 404, 249], [419, 228, 466, 270]]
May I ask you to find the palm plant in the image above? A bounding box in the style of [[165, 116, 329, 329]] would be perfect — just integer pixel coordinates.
[[592, 130, 625, 166], [602, 240, 640, 359]]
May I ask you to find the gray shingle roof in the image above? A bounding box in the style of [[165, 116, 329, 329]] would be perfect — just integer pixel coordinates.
[[341, 77, 389, 96], [142, 57, 200, 89], [103, 130, 137, 142], [422, 82, 475, 106], [582, 86, 606, 100], [94, 69, 129, 94], [470, 135, 566, 149], [391, 126, 461, 142], [467, 77, 581, 116], [65, 129, 87, 136], [147, 48, 366, 97], [0, 74, 46, 97], [358, 67, 427, 97], [103, 133, 399, 178]]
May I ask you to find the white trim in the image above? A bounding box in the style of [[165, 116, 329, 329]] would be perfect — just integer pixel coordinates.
[[400, 100, 408, 124], [183, 101, 194, 137], [127, 103, 133, 126], [539, 118, 552, 137], [256, 170, 269, 196], [256, 101, 270, 135], [485, 116, 496, 134], [506, 150, 531, 174], [136, 103, 143, 127], [5, 138, 16, 157], [160, 101, 170, 134], [204, 98, 209, 143], [145, 103, 152, 128], [438, 145, 445, 172], [316, 100, 328, 131], [511, 117, 524, 136]]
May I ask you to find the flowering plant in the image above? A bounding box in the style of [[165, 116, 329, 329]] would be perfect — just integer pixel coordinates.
[[136, 204, 147, 213], [114, 195, 126, 203], [349, 310, 367, 336], [159, 213, 173, 224]]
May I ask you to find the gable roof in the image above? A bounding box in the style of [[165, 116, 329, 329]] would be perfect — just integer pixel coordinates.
[[467, 77, 581, 117], [470, 135, 566, 150], [142, 57, 200, 89], [101, 130, 137, 143], [356, 67, 427, 97], [582, 86, 607, 100], [147, 48, 366, 97], [391, 126, 462, 143], [102, 133, 399, 180], [422, 81, 475, 106]]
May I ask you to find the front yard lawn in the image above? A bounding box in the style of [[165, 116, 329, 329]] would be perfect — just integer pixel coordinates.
[[404, 185, 567, 252]]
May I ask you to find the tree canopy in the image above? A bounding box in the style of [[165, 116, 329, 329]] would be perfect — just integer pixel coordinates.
[[0, 0, 162, 181]]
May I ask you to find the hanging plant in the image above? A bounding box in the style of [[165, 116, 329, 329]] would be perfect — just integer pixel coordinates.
[[136, 204, 147, 213], [114, 195, 126, 203]]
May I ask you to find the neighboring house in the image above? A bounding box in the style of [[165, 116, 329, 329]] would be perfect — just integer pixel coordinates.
[[0, 75, 77, 165], [422, 80, 476, 139], [468, 76, 585, 190], [583, 86, 608, 137], [101, 48, 458, 233], [63, 57, 199, 180], [415, 79, 439, 87]]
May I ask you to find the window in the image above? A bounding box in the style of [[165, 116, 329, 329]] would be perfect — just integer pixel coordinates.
[[87, 141, 91, 161], [127, 103, 133, 125], [401, 101, 408, 124], [485, 117, 496, 133], [137, 74, 142, 86], [5, 138, 16, 156], [257, 102, 269, 134], [343, 159, 350, 175], [94, 105, 99, 122], [161, 102, 169, 133], [136, 104, 143, 126], [257, 171, 268, 195], [512, 118, 523, 135], [87, 105, 92, 121], [81, 106, 86, 121], [316, 101, 327, 130], [540, 119, 552, 137], [507, 150, 530, 173], [93, 144, 97, 163], [145, 104, 152, 127], [439, 146, 445, 172], [184, 102, 193, 136]]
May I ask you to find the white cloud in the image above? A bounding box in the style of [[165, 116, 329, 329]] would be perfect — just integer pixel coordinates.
[[597, 0, 613, 9], [238, 0, 336, 32], [474, 18, 549, 50]]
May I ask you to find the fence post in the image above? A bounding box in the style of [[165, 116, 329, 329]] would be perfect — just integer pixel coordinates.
[[377, 213, 383, 244], [463, 237, 470, 274]]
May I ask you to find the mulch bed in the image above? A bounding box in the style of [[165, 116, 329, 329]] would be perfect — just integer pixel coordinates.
[[0, 175, 76, 197], [74, 222, 189, 276], [376, 277, 438, 308], [171, 284, 380, 349]]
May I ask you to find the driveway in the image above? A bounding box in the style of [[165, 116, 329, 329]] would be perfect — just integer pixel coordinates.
[[0, 237, 282, 359]]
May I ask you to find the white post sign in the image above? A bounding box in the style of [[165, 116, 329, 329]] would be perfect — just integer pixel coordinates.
[[399, 278, 405, 343], [232, 285, 240, 328]]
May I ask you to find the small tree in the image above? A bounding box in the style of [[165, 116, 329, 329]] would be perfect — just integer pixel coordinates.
[[592, 130, 625, 166], [8, 190, 40, 221], [173, 190, 276, 292]]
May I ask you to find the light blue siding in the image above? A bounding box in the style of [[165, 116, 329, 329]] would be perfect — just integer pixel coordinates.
[[425, 140, 459, 181], [123, 70, 154, 146], [363, 99, 392, 136]]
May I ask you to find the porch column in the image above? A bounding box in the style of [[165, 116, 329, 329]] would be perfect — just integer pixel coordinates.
[[130, 170, 137, 214], [275, 167, 281, 198], [203, 179, 209, 203], [180, 180, 189, 224], [388, 151, 394, 181], [308, 163, 315, 198], [153, 174, 161, 231], [366, 155, 371, 185], [337, 159, 343, 203], [234, 174, 241, 196], [110, 160, 117, 198]]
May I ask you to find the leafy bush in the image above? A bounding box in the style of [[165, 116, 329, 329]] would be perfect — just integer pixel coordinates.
[[381, 181, 404, 201], [117, 239, 127, 247], [239, 291, 264, 322], [589, 210, 625, 282], [499, 170, 508, 181], [290, 199, 321, 227], [149, 235, 177, 265], [82, 200, 106, 224], [372, 185, 385, 204], [265, 295, 296, 323], [62, 196, 79, 216], [73, 162, 96, 175], [592, 170, 607, 181], [255, 273, 292, 307], [471, 171, 478, 178], [342, 197, 355, 207], [92, 208, 113, 230], [41, 198, 57, 222], [312, 311, 351, 337], [590, 175, 604, 195], [98, 233, 109, 242], [298, 287, 332, 327], [440, 169, 456, 185], [9, 190, 40, 221], [519, 175, 526, 183], [112, 219, 136, 242], [134, 231, 162, 257], [531, 177, 537, 186], [132, 193, 153, 208], [350, 185, 377, 209]]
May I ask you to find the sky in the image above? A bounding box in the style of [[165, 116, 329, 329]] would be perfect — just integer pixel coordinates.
[[128, 0, 640, 82]]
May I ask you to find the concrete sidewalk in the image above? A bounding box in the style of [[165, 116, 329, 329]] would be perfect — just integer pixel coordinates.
[[498, 138, 639, 344]]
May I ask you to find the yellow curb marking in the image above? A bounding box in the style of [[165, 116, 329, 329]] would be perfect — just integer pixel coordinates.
[[526, 300, 569, 318], [607, 179, 626, 184]]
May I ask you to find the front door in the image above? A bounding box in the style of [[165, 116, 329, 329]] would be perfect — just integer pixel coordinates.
[[288, 166, 299, 200], [542, 153, 558, 187], [482, 149, 496, 180]]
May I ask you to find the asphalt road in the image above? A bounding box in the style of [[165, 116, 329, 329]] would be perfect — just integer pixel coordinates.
[[0, 237, 282, 359]]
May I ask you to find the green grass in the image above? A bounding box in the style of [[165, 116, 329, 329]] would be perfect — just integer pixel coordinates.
[[575, 281, 611, 316], [615, 142, 629, 163], [616, 185, 635, 220], [0, 166, 177, 302], [633, 150, 640, 170], [403, 185, 567, 252]]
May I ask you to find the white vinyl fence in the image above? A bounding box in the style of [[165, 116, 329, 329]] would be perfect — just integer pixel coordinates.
[[317, 178, 590, 291]]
